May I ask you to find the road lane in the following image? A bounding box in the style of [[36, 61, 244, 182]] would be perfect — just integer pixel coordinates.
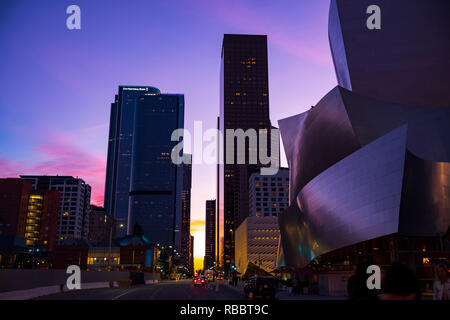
[[35, 279, 244, 300]]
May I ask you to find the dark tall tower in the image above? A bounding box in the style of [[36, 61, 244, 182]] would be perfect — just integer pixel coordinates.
[[128, 91, 184, 251], [180, 161, 192, 272], [204, 199, 216, 270], [104, 86, 161, 238], [218, 34, 272, 271], [189, 235, 194, 274]]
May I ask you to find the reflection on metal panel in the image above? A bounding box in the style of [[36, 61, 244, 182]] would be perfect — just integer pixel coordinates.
[[329, 0, 450, 108], [297, 125, 407, 263]]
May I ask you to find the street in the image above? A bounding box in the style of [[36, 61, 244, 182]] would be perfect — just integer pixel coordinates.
[[35, 279, 245, 300]]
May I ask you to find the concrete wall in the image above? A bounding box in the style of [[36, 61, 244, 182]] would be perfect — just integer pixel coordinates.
[[0, 269, 160, 299]]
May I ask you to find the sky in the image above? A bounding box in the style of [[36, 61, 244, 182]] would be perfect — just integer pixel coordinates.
[[0, 0, 336, 270]]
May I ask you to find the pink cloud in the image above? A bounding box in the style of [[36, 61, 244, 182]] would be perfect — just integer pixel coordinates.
[[0, 143, 106, 206]]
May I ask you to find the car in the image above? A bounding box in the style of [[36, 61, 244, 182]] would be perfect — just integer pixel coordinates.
[[169, 274, 180, 280], [244, 276, 277, 299], [193, 276, 207, 287]]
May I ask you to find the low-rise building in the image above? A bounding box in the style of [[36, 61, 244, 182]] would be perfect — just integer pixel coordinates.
[[235, 216, 280, 274], [88, 205, 115, 246]]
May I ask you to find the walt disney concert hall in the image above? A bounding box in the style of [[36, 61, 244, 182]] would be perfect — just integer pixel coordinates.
[[277, 0, 450, 275]]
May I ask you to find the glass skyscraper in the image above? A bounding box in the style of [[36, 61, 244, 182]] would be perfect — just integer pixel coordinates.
[[129, 93, 184, 249], [105, 86, 161, 237], [105, 87, 184, 250]]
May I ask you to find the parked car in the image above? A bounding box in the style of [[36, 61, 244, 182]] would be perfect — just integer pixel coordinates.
[[244, 276, 277, 299], [193, 276, 207, 287]]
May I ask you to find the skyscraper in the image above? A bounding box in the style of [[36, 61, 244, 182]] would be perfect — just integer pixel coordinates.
[[127, 91, 184, 251], [180, 161, 192, 272], [218, 34, 272, 270], [189, 235, 194, 274], [204, 199, 216, 270], [20, 175, 91, 244], [104, 86, 161, 237]]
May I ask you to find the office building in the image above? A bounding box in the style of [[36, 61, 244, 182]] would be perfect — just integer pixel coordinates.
[[218, 34, 273, 271], [189, 235, 194, 274], [0, 178, 60, 268], [180, 161, 192, 272], [204, 200, 216, 270], [20, 175, 91, 244], [249, 168, 289, 217], [24, 190, 60, 251], [0, 178, 59, 251], [104, 86, 161, 237], [88, 205, 115, 246], [0, 178, 31, 238], [127, 90, 184, 251]]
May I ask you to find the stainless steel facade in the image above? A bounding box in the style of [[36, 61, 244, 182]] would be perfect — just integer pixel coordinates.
[[278, 0, 450, 268], [329, 0, 450, 108]]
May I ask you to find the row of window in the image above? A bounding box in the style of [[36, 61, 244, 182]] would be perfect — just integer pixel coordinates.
[[254, 213, 278, 217], [254, 176, 288, 181], [255, 203, 286, 209], [255, 188, 287, 193], [255, 197, 287, 202]]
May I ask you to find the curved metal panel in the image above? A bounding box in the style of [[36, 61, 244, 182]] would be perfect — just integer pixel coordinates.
[[295, 125, 407, 264], [278, 87, 360, 199], [328, 0, 351, 90], [330, 0, 450, 108], [340, 87, 450, 162], [399, 152, 450, 236]]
